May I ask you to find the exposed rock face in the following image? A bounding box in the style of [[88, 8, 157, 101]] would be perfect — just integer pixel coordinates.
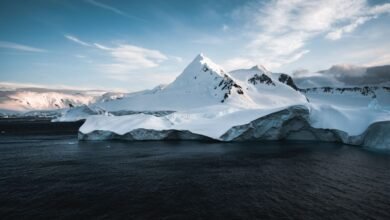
[[220, 105, 347, 142], [278, 73, 298, 91], [248, 74, 275, 86], [78, 129, 214, 141], [220, 105, 389, 149], [298, 86, 389, 97], [218, 73, 244, 103]]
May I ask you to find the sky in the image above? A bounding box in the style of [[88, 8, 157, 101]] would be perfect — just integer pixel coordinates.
[[0, 0, 389, 91]]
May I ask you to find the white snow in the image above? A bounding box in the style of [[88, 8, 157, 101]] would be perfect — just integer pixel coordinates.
[[79, 54, 314, 139], [53, 105, 102, 122], [78, 54, 390, 145], [80, 105, 289, 139], [308, 104, 390, 136], [93, 54, 255, 111], [230, 66, 307, 108]]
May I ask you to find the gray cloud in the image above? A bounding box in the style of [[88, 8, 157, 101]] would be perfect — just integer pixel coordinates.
[[294, 64, 390, 87]]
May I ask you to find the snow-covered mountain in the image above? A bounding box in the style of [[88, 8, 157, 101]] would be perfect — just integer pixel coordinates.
[[92, 54, 307, 113], [0, 86, 125, 117], [93, 54, 252, 111]]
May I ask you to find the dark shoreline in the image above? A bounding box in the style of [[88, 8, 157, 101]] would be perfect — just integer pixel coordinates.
[[0, 118, 84, 135]]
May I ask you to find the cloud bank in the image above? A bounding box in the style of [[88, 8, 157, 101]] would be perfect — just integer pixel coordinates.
[[225, 0, 390, 70], [294, 64, 390, 87]]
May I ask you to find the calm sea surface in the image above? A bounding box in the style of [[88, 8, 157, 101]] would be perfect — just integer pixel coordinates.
[[0, 135, 389, 219]]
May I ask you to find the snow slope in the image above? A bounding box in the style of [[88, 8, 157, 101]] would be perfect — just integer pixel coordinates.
[[229, 66, 307, 108], [94, 54, 254, 111]]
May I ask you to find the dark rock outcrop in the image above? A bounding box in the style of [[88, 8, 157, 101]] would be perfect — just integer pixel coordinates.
[[248, 74, 275, 86], [218, 74, 244, 103], [298, 86, 390, 98], [278, 73, 298, 90]]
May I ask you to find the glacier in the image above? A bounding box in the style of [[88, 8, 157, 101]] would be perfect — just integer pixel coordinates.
[[78, 105, 390, 149]]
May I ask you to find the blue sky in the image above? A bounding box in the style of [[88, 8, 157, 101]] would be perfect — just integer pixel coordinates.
[[0, 0, 389, 91]]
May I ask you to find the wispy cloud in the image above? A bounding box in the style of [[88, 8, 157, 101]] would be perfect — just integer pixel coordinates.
[[0, 41, 46, 52], [84, 0, 146, 22], [97, 43, 168, 74], [226, 0, 390, 70], [93, 43, 110, 50], [65, 35, 91, 46], [63, 34, 169, 76], [325, 3, 390, 40], [325, 16, 372, 40]]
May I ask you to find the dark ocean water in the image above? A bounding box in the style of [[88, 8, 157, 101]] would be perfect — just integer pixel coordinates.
[[0, 135, 390, 219]]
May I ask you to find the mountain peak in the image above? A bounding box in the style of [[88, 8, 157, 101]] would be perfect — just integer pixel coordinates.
[[191, 53, 207, 64], [192, 52, 210, 62], [196, 52, 205, 59], [186, 53, 224, 75], [250, 65, 268, 72], [165, 53, 249, 104]]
